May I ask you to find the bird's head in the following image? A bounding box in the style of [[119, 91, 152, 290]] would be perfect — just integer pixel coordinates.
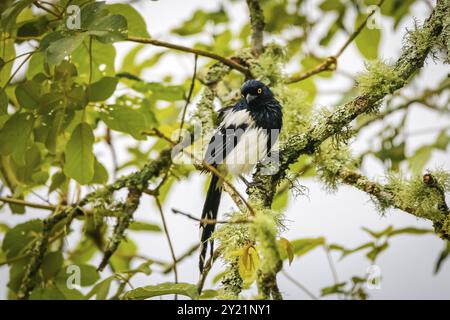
[[240, 80, 273, 107]]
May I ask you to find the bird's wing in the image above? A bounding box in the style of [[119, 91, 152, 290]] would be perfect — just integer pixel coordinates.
[[204, 123, 248, 166]]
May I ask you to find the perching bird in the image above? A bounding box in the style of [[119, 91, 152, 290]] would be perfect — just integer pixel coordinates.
[[199, 79, 283, 272]]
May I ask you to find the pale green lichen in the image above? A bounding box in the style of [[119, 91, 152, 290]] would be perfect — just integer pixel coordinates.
[[213, 212, 251, 299], [385, 170, 450, 221], [250, 209, 283, 299], [356, 60, 404, 101], [275, 86, 311, 142], [314, 140, 358, 192], [237, 42, 286, 85]]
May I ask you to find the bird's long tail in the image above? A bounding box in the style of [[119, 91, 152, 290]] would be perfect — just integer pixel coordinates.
[[199, 174, 222, 272]]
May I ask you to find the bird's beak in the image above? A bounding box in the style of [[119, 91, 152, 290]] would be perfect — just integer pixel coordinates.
[[246, 93, 256, 104]]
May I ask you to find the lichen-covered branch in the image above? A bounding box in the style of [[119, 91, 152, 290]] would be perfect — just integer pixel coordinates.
[[249, 0, 449, 207], [337, 168, 450, 239], [18, 207, 77, 299], [246, 0, 265, 56], [97, 149, 173, 271]]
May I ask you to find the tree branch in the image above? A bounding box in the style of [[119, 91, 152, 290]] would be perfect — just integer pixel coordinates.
[[126, 36, 251, 77], [246, 0, 265, 56]]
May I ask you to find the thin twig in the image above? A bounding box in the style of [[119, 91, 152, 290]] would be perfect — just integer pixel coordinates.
[[196, 247, 222, 294], [163, 243, 200, 274], [0, 196, 55, 211], [105, 128, 119, 179], [155, 197, 178, 299], [281, 270, 318, 300], [33, 0, 61, 18], [3, 52, 34, 88], [285, 0, 385, 84], [126, 36, 251, 77], [179, 54, 198, 137], [171, 208, 251, 225]]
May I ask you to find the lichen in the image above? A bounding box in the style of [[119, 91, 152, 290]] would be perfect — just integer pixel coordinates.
[[314, 140, 358, 192], [385, 170, 450, 221], [356, 60, 404, 101]]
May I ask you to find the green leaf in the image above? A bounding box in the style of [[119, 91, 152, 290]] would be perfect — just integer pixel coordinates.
[[49, 171, 67, 193], [0, 38, 15, 87], [42, 251, 64, 279], [29, 287, 65, 300], [86, 276, 114, 300], [0, 88, 8, 115], [2, 220, 43, 259], [354, 14, 380, 60], [45, 32, 86, 65], [78, 264, 100, 286], [321, 282, 347, 297], [122, 261, 153, 276], [122, 282, 199, 300], [290, 237, 325, 257], [388, 227, 432, 237], [0, 112, 34, 156], [408, 146, 432, 174], [128, 221, 161, 232], [45, 108, 66, 154], [1, 0, 33, 31], [200, 290, 218, 300], [107, 4, 149, 38], [63, 122, 95, 184], [15, 80, 41, 109], [87, 14, 128, 43], [110, 239, 137, 272], [91, 158, 108, 184], [55, 282, 85, 300], [99, 104, 154, 139], [56, 264, 100, 287], [366, 243, 389, 261], [87, 76, 118, 102], [435, 241, 450, 274], [362, 225, 393, 238], [71, 39, 115, 83], [133, 82, 185, 101]]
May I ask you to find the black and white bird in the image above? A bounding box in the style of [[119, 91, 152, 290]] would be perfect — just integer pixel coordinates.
[[199, 79, 283, 272]]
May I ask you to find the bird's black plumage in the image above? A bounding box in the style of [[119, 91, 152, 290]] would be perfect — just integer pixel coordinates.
[[199, 80, 282, 272]]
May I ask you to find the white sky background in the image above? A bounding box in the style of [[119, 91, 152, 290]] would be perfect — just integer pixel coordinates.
[[1, 0, 449, 299]]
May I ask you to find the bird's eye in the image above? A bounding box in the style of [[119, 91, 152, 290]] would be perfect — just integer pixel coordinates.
[[257, 88, 262, 94]]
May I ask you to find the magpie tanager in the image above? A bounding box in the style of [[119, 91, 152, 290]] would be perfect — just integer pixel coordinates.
[[199, 80, 283, 272]]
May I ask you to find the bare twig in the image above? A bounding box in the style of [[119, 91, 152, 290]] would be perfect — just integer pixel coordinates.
[[127, 36, 251, 77], [163, 243, 200, 274], [171, 208, 251, 225], [197, 247, 222, 294], [155, 197, 178, 298], [179, 54, 198, 135], [0, 196, 55, 211], [285, 0, 385, 84], [280, 270, 318, 300]]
